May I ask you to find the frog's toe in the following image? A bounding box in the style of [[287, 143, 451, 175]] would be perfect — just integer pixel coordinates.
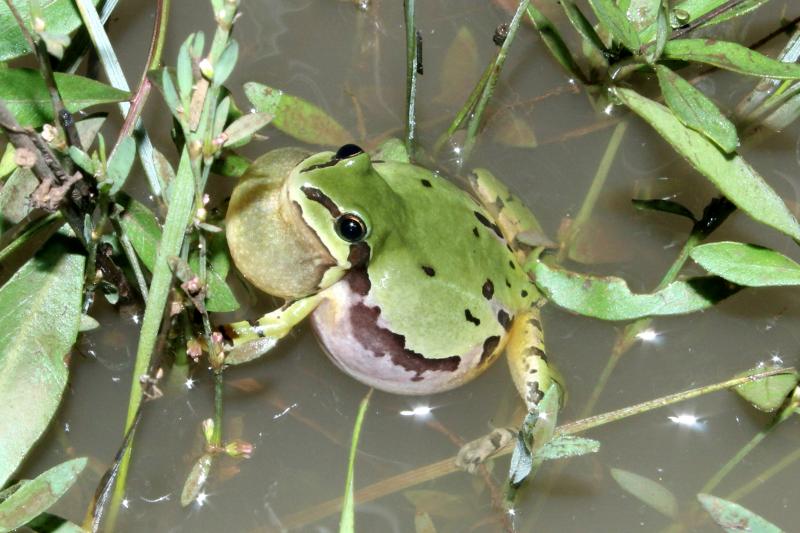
[[455, 427, 516, 474]]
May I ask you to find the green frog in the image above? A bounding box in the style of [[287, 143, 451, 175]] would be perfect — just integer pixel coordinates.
[[223, 143, 562, 468]]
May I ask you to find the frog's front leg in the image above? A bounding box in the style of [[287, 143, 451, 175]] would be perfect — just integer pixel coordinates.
[[222, 292, 326, 365], [456, 306, 563, 472]]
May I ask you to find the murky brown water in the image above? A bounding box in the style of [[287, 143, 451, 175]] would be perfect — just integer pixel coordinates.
[[18, 0, 800, 531]]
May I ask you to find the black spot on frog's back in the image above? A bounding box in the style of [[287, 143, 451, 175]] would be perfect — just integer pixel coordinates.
[[474, 211, 503, 239], [422, 265, 436, 277]]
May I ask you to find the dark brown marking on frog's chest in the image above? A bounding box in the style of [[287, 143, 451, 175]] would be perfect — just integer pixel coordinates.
[[344, 269, 461, 380]]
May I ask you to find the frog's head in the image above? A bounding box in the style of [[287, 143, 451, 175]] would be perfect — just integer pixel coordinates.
[[226, 144, 398, 300]]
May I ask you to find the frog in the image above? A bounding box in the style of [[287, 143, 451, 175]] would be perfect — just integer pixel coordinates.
[[222, 142, 563, 469]]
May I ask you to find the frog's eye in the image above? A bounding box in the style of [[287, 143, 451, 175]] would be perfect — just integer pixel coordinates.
[[335, 213, 368, 242], [335, 144, 364, 159]]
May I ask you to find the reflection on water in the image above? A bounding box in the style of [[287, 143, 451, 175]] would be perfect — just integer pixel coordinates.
[[16, 0, 800, 531]]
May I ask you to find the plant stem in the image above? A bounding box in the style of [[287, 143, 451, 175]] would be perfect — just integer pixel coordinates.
[[281, 367, 792, 529], [403, 0, 418, 160]]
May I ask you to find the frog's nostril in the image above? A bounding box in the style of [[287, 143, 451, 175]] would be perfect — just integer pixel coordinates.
[[335, 144, 364, 159]]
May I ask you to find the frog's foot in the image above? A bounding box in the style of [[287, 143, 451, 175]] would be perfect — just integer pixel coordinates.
[[455, 427, 516, 474], [221, 294, 323, 365]]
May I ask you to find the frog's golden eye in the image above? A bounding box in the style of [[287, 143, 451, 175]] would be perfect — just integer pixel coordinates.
[[336, 213, 367, 242]]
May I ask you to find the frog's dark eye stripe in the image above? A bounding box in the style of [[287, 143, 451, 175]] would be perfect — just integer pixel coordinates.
[[335, 144, 364, 159], [301, 186, 341, 217], [336, 213, 368, 243]]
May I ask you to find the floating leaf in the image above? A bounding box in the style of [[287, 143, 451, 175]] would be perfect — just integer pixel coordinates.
[[340, 390, 372, 533], [437, 26, 479, 104], [539, 435, 600, 461], [222, 112, 272, 148], [610, 468, 678, 518], [244, 82, 351, 146], [663, 39, 800, 79], [0, 457, 87, 531], [0, 68, 129, 128], [0, 235, 85, 486], [655, 65, 738, 153], [587, 0, 641, 52], [632, 198, 697, 222], [106, 135, 137, 195], [698, 494, 783, 533], [732, 366, 798, 412], [614, 88, 800, 240], [489, 111, 537, 148], [531, 260, 739, 320], [180, 453, 212, 507], [0, 0, 100, 61], [526, 5, 586, 82], [691, 242, 800, 287]]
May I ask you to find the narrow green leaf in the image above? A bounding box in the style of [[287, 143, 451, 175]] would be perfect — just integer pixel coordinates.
[[0, 0, 100, 61], [526, 5, 586, 82], [531, 260, 739, 320], [644, 2, 668, 63], [213, 40, 238, 87], [698, 494, 783, 533], [68, 146, 97, 176], [0, 458, 87, 531], [23, 512, 85, 533], [176, 35, 194, 103], [222, 112, 272, 148], [655, 65, 738, 153], [632, 198, 697, 221], [244, 82, 351, 146], [587, 0, 641, 52], [188, 252, 239, 313], [672, 0, 774, 28], [0, 144, 15, 180], [161, 68, 181, 121], [340, 390, 372, 533], [626, 0, 660, 37], [180, 453, 212, 506], [610, 468, 678, 518], [0, 235, 85, 486], [732, 366, 798, 412], [117, 194, 161, 271], [691, 242, 800, 287], [0, 68, 129, 128], [663, 39, 800, 79], [615, 88, 800, 240], [539, 435, 600, 461], [107, 136, 136, 195], [559, 0, 607, 57]]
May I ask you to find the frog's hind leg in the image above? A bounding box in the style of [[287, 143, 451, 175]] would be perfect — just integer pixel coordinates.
[[456, 307, 562, 472]]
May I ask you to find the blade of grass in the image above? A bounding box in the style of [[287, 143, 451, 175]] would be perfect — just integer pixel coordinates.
[[403, 0, 418, 159], [339, 389, 373, 533]]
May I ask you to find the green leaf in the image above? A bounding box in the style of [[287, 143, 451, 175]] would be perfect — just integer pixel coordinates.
[[180, 453, 212, 506], [0, 235, 85, 486], [0, 0, 100, 61], [611, 468, 678, 518], [23, 512, 85, 533], [691, 242, 800, 287], [188, 251, 239, 313], [614, 88, 800, 240], [559, 0, 607, 58], [526, 5, 586, 83], [732, 366, 798, 412], [117, 194, 161, 271], [672, 0, 774, 28], [698, 494, 783, 533], [0, 144, 16, 180], [0, 457, 86, 531], [68, 146, 97, 175], [106, 136, 136, 195], [662, 39, 800, 79], [0, 68, 130, 128], [244, 82, 351, 147], [655, 64, 738, 153], [509, 385, 560, 486], [211, 151, 250, 178], [538, 435, 600, 461], [75, 114, 107, 149], [340, 390, 372, 533], [531, 260, 738, 320], [626, 0, 660, 38], [213, 40, 238, 87], [587, 0, 641, 52], [176, 35, 194, 104], [632, 198, 697, 221], [0, 168, 38, 234], [222, 112, 272, 148], [644, 2, 668, 64]]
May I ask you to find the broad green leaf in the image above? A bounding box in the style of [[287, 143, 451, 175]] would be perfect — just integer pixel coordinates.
[[610, 468, 678, 518], [539, 435, 600, 461], [107, 136, 137, 195], [0, 458, 86, 531], [672, 0, 774, 28], [587, 0, 641, 52], [662, 39, 800, 79], [222, 112, 272, 148], [244, 82, 351, 147], [691, 242, 800, 287], [68, 146, 97, 175], [340, 390, 372, 533], [615, 88, 800, 240], [0, 144, 15, 180], [0, 68, 129, 128], [0, 235, 85, 486], [117, 194, 161, 271], [188, 250, 239, 313], [0, 168, 37, 234], [531, 260, 738, 320], [627, 0, 660, 39], [0, 0, 100, 61], [526, 5, 586, 82], [655, 65, 738, 153], [632, 198, 697, 221], [698, 494, 783, 533], [732, 366, 798, 412], [211, 152, 250, 178], [180, 453, 212, 506]]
